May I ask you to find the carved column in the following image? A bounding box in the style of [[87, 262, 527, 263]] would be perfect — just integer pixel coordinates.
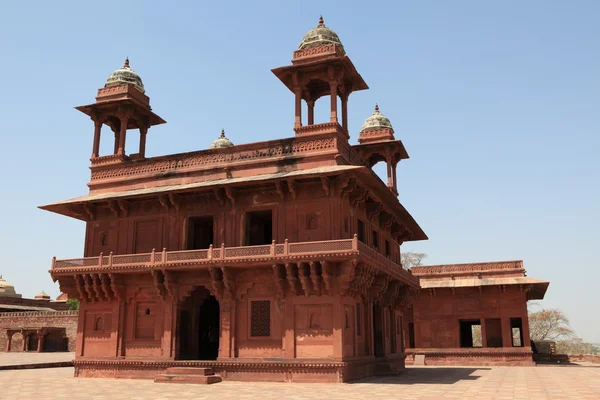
[[282, 294, 295, 359], [218, 295, 235, 359], [341, 93, 348, 132], [332, 296, 343, 359], [386, 156, 393, 188], [23, 334, 28, 352], [113, 128, 120, 155], [117, 115, 128, 156], [37, 329, 44, 352], [161, 296, 176, 359], [294, 88, 302, 129], [501, 317, 512, 348], [139, 126, 148, 158], [392, 162, 398, 194], [92, 119, 102, 158], [5, 332, 12, 352], [481, 319, 488, 348], [75, 304, 85, 357], [329, 82, 338, 123], [307, 100, 315, 125]]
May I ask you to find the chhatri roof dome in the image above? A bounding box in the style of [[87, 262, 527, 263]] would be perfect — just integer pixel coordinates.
[[210, 129, 234, 149], [34, 291, 51, 300], [0, 275, 20, 298], [360, 104, 394, 133], [298, 16, 345, 55], [105, 58, 145, 93]]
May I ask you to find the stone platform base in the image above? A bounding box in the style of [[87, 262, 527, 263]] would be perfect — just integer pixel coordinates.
[[73, 355, 406, 383], [406, 348, 535, 366]]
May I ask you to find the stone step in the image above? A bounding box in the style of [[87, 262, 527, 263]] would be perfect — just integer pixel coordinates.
[[165, 367, 214, 376], [154, 374, 222, 384]]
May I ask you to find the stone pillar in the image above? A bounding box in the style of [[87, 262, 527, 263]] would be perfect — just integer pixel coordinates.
[[386, 157, 393, 188], [392, 162, 398, 194], [501, 317, 512, 349], [110, 300, 121, 357], [218, 295, 235, 359], [162, 297, 176, 359], [23, 334, 28, 352], [113, 129, 120, 155], [92, 119, 102, 158], [522, 314, 531, 347], [139, 126, 148, 158], [117, 115, 128, 156], [481, 318, 488, 348], [5, 332, 12, 352], [294, 88, 302, 129], [341, 94, 348, 131], [329, 82, 338, 123], [282, 295, 295, 358], [332, 296, 343, 359], [75, 303, 85, 357], [37, 330, 44, 353], [307, 100, 315, 125]]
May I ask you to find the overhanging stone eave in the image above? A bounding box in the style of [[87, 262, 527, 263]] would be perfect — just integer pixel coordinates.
[[39, 165, 364, 220]]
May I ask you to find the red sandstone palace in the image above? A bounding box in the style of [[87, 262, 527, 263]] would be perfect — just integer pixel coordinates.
[[40, 17, 548, 382]]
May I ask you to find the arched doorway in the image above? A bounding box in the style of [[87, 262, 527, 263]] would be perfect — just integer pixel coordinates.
[[177, 286, 220, 360]]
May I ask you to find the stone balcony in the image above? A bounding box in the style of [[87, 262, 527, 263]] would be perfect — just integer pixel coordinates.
[[50, 237, 418, 286]]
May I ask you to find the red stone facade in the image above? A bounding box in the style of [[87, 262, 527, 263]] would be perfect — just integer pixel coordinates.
[[40, 19, 427, 382], [405, 261, 549, 366], [0, 311, 78, 353]]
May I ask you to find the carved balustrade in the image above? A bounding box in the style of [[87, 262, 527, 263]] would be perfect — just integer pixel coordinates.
[[51, 237, 415, 283]]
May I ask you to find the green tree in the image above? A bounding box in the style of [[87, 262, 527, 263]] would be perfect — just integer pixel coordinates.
[[66, 298, 80, 310]]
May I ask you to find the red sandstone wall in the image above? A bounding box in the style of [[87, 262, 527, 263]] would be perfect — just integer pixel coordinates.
[[411, 287, 530, 349], [0, 311, 78, 352]]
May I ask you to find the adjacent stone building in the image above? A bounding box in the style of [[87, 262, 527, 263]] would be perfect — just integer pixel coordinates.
[[0, 275, 77, 352], [405, 261, 549, 366]]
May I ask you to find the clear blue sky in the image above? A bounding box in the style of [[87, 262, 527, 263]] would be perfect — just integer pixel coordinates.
[[1, 1, 598, 342]]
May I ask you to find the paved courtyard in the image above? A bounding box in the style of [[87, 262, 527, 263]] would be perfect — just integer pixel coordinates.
[[0, 365, 599, 400], [0, 352, 74, 367]]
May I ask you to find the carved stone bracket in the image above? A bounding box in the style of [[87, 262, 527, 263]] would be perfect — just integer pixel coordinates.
[[285, 263, 301, 294], [214, 188, 226, 207], [275, 181, 285, 200], [208, 267, 224, 300], [168, 193, 181, 212], [225, 187, 236, 207], [272, 264, 287, 297], [309, 261, 322, 296], [108, 201, 120, 218], [151, 270, 167, 302], [82, 203, 95, 221], [287, 179, 297, 200], [320, 260, 333, 293], [117, 200, 129, 217], [108, 273, 125, 302], [158, 195, 170, 212], [298, 262, 312, 297], [162, 270, 177, 300], [320, 176, 330, 196]]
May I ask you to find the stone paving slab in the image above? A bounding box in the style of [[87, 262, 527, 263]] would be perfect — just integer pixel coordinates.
[[1, 365, 600, 400], [0, 352, 74, 367]]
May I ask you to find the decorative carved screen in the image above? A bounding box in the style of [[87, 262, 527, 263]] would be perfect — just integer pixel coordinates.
[[250, 300, 271, 337]]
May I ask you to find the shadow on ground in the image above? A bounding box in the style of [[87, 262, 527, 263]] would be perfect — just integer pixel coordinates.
[[352, 367, 491, 384]]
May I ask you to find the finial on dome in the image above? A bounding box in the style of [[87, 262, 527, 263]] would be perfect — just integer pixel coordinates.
[[220, 129, 225, 138], [318, 15, 325, 27], [123, 57, 130, 68], [375, 103, 380, 113]]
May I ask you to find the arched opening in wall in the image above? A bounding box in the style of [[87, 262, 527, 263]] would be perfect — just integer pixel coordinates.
[[176, 286, 220, 360], [97, 119, 118, 156], [372, 304, 385, 357], [27, 333, 39, 352], [10, 333, 23, 352], [369, 154, 390, 189], [44, 330, 68, 352]]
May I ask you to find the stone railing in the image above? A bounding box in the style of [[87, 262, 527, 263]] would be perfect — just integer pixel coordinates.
[[51, 237, 414, 282], [412, 261, 523, 277]]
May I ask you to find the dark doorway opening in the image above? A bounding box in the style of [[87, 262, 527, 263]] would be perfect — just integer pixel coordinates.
[[485, 318, 503, 347], [188, 216, 214, 250], [177, 286, 220, 360], [459, 319, 482, 348], [246, 210, 272, 245], [408, 322, 416, 348], [27, 334, 38, 352], [373, 304, 385, 357]]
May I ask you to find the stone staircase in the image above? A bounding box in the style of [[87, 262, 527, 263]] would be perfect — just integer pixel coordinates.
[[154, 367, 222, 384]]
